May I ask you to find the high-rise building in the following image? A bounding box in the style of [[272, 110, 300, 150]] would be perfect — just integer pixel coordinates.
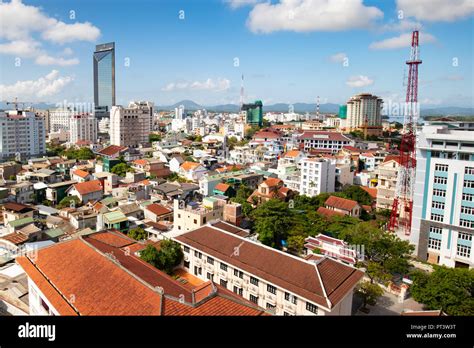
[[0, 110, 46, 160], [175, 105, 185, 120], [346, 93, 383, 136], [70, 114, 98, 145], [49, 108, 74, 133], [93, 42, 115, 119], [411, 125, 474, 268], [110, 101, 153, 147], [299, 158, 335, 197], [242, 100, 263, 127]]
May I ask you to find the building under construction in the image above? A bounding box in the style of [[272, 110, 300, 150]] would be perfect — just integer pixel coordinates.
[[241, 100, 263, 127]]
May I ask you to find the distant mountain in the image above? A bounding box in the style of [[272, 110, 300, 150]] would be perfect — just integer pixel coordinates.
[[420, 107, 474, 117]]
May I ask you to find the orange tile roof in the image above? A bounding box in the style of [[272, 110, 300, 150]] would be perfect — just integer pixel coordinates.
[[72, 169, 90, 179], [262, 178, 282, 187], [133, 159, 148, 166], [180, 161, 201, 171], [325, 196, 359, 212], [70, 179, 103, 195], [383, 155, 401, 164], [360, 186, 377, 199], [283, 150, 301, 158], [214, 183, 230, 192], [98, 145, 127, 157], [146, 203, 172, 216]]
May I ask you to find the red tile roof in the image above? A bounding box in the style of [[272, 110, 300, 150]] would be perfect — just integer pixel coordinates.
[[2, 202, 34, 213], [325, 196, 359, 212], [70, 180, 103, 195], [316, 206, 345, 218], [180, 161, 202, 171], [133, 159, 148, 166], [360, 186, 377, 199], [383, 155, 401, 164], [262, 178, 282, 187], [175, 225, 363, 309], [1, 232, 29, 245], [98, 145, 127, 157], [342, 145, 362, 153], [146, 203, 172, 216], [283, 150, 301, 158]]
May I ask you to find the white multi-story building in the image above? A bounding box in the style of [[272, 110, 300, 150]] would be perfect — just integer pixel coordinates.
[[175, 105, 185, 120], [49, 109, 74, 133], [0, 110, 46, 160], [70, 114, 98, 145], [346, 93, 383, 136], [174, 221, 363, 315], [411, 125, 474, 268], [297, 131, 353, 153], [299, 158, 335, 197], [110, 101, 153, 147]]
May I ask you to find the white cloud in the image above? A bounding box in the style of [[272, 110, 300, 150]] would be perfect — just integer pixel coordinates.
[[35, 54, 79, 66], [369, 32, 436, 50], [225, 0, 262, 9], [61, 47, 74, 56], [42, 22, 101, 44], [329, 52, 347, 63], [346, 75, 374, 88], [397, 0, 474, 22], [0, 70, 74, 100], [0, 0, 99, 66], [247, 0, 383, 33], [0, 39, 42, 57], [382, 19, 422, 32], [162, 78, 231, 92]]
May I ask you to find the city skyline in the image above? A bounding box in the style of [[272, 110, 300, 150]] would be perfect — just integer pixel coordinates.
[[0, 0, 473, 108]]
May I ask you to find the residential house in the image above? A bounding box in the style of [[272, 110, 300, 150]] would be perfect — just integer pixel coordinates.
[[324, 196, 361, 218], [247, 178, 294, 205], [144, 203, 173, 223], [179, 162, 207, 182], [71, 169, 92, 182], [66, 180, 103, 204]]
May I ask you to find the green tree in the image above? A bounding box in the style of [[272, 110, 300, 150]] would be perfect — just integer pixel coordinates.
[[111, 162, 133, 177], [128, 227, 147, 241], [410, 266, 474, 316], [356, 281, 384, 310], [341, 185, 373, 206], [287, 235, 306, 254], [62, 147, 95, 160], [251, 199, 293, 248], [57, 196, 81, 209], [149, 133, 162, 142], [339, 221, 414, 283], [140, 240, 184, 275]]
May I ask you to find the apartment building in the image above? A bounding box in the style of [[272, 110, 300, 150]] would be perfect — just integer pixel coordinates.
[[0, 110, 46, 160], [110, 101, 153, 147], [411, 125, 474, 268], [376, 156, 400, 211], [173, 198, 224, 234], [297, 131, 354, 153], [48, 108, 73, 133], [299, 158, 335, 197], [174, 222, 363, 315], [69, 114, 98, 145], [346, 93, 383, 136]]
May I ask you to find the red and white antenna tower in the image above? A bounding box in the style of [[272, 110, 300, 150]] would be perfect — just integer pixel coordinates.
[[388, 30, 422, 235]]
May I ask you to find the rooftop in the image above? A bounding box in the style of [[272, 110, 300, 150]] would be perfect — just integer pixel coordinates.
[[325, 196, 360, 212]]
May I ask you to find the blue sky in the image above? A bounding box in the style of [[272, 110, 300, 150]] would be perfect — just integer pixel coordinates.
[[0, 0, 473, 108]]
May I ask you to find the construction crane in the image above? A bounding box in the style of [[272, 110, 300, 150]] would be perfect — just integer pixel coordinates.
[[388, 30, 422, 235], [4, 98, 32, 110]]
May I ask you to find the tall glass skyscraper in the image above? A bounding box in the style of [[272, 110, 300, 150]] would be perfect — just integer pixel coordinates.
[[93, 42, 115, 118]]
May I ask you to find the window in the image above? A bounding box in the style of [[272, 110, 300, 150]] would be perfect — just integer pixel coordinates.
[[266, 303, 276, 311], [462, 193, 474, 201], [460, 219, 474, 228], [194, 251, 202, 259], [430, 213, 443, 222], [466, 167, 474, 175], [267, 284, 277, 295], [40, 298, 50, 312], [220, 279, 228, 288], [249, 294, 259, 304], [435, 164, 448, 172], [284, 292, 297, 304], [194, 266, 202, 275], [206, 272, 213, 281], [432, 141, 443, 146], [433, 189, 446, 197], [203, 217, 206, 224], [283, 312, 291, 316], [457, 244, 471, 258], [233, 286, 243, 296], [220, 263, 228, 271], [184, 246, 190, 253], [432, 201, 445, 210], [458, 232, 472, 241], [184, 261, 190, 268], [434, 176, 447, 185], [459, 153, 470, 161], [233, 269, 243, 278], [464, 180, 474, 188], [428, 238, 441, 250], [193, 219, 197, 224], [461, 206, 474, 215], [306, 302, 318, 314], [250, 276, 259, 286], [207, 256, 214, 265]]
